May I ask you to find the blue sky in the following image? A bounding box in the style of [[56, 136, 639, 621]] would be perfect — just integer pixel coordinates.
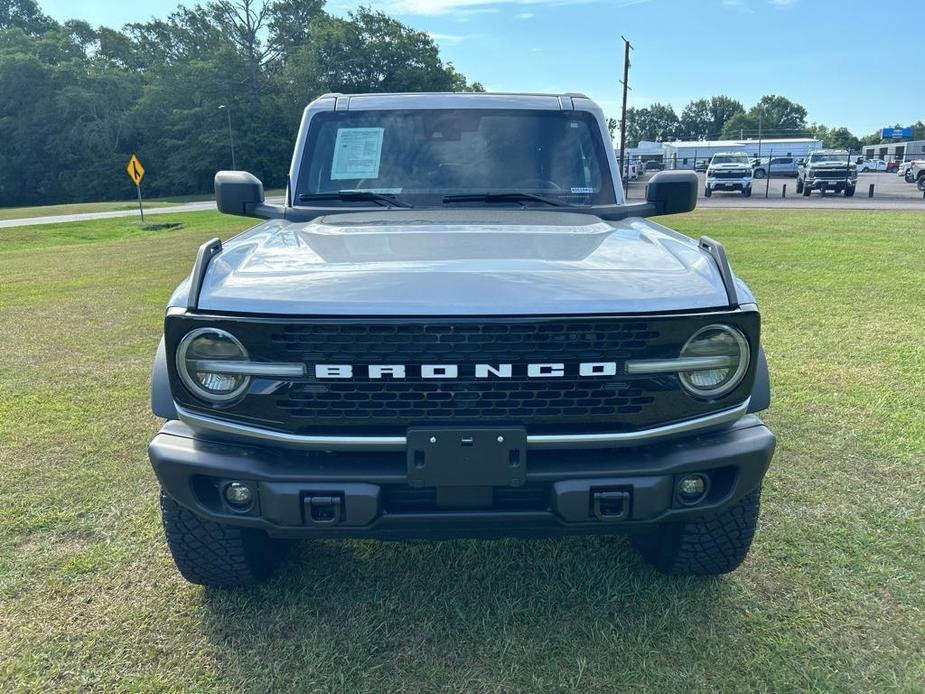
[[40, 0, 923, 136]]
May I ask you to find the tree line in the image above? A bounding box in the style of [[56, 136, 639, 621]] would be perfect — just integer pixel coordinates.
[[619, 94, 925, 152], [0, 0, 482, 206]]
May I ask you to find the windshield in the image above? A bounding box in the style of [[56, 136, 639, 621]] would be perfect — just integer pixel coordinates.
[[295, 109, 616, 207], [710, 155, 749, 165], [809, 154, 849, 164]]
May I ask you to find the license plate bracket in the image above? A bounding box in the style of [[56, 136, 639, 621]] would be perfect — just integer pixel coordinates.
[[407, 427, 527, 487]]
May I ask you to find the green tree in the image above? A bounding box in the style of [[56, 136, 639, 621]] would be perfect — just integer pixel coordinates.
[[0, 0, 54, 35], [721, 94, 808, 139], [680, 95, 744, 140], [625, 103, 680, 147]]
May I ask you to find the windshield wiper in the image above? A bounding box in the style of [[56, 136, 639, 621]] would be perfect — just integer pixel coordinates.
[[298, 191, 412, 208], [442, 192, 571, 207]]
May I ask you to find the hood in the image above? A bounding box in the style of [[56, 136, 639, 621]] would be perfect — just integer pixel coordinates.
[[179, 209, 740, 316], [709, 163, 750, 171]]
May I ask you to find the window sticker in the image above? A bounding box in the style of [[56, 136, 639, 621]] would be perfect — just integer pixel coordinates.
[[570, 187, 594, 194], [331, 127, 384, 180]]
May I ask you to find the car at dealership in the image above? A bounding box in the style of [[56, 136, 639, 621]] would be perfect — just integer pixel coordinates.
[[751, 156, 799, 179], [148, 92, 775, 587], [858, 158, 887, 172], [705, 152, 753, 197], [797, 149, 857, 196]]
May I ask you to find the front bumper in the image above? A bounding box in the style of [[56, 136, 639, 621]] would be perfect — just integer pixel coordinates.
[[805, 177, 857, 190], [149, 415, 776, 540], [706, 177, 752, 191]]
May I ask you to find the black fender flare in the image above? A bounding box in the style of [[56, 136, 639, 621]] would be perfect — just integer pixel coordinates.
[[151, 336, 177, 419], [747, 344, 771, 413]]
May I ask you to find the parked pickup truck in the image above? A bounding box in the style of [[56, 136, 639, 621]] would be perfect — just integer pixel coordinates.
[[705, 152, 753, 197], [907, 161, 925, 189], [149, 92, 775, 587], [797, 150, 858, 196]]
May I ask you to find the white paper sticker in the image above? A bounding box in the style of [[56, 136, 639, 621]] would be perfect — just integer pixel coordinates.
[[570, 186, 594, 194], [331, 128, 384, 180]]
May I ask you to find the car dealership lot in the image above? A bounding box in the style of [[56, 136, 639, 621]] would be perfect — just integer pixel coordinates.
[[1, 209, 923, 691], [626, 171, 924, 209]]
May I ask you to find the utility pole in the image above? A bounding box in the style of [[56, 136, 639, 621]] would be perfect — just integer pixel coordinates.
[[219, 104, 237, 170], [618, 36, 632, 185]]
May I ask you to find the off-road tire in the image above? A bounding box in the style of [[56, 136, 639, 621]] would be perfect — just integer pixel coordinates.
[[160, 492, 287, 587], [845, 186, 855, 197], [753, 168, 766, 179], [802, 184, 812, 196], [795, 178, 803, 194], [632, 486, 761, 576], [742, 186, 752, 197], [917, 174, 925, 191], [704, 187, 712, 198]]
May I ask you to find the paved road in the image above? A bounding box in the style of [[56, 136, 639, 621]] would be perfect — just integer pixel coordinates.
[[0, 200, 217, 229]]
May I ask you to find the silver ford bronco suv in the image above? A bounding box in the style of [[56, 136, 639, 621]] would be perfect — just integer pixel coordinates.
[[149, 92, 775, 587]]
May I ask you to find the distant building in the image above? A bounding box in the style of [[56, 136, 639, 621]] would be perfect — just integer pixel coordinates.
[[862, 140, 925, 163], [616, 137, 823, 170], [660, 138, 822, 169]]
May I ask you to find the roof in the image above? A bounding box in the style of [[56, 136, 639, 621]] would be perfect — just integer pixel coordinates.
[[318, 91, 591, 99], [310, 91, 597, 112], [664, 138, 820, 148]]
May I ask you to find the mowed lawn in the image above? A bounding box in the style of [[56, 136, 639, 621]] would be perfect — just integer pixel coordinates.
[[0, 209, 923, 691]]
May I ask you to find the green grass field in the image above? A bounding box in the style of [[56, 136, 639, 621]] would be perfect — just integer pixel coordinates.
[[1, 209, 923, 691]]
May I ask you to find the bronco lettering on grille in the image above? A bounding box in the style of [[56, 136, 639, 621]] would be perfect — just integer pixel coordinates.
[[312, 363, 619, 379]]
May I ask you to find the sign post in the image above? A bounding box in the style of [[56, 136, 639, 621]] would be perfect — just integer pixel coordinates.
[[126, 154, 146, 223]]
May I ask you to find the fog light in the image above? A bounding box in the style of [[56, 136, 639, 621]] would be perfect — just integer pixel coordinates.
[[224, 481, 253, 508], [678, 474, 707, 501]]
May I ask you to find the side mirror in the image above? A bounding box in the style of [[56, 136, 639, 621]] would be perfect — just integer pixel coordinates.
[[645, 170, 697, 215], [215, 171, 284, 219], [798, 159, 806, 166]]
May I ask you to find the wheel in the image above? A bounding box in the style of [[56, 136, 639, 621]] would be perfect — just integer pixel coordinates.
[[802, 184, 812, 196], [845, 186, 855, 197], [632, 486, 762, 576], [160, 492, 288, 587], [795, 179, 804, 194], [704, 186, 712, 197], [753, 168, 766, 179], [742, 186, 751, 197], [918, 175, 925, 191]]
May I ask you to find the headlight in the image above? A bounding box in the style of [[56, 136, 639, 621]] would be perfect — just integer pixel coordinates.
[[678, 325, 750, 398], [176, 327, 250, 402]]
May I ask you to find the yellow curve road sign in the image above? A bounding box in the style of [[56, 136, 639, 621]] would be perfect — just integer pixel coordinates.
[[126, 154, 145, 185]]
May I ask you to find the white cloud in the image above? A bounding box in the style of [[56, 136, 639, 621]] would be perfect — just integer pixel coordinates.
[[426, 32, 476, 43], [381, 0, 652, 17], [769, 0, 798, 5], [517, 11, 535, 18]]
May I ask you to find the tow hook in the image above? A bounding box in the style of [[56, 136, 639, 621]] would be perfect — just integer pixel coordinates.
[[304, 495, 343, 525], [592, 490, 630, 521]]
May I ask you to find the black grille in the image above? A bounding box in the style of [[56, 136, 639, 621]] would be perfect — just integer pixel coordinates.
[[814, 168, 849, 178], [711, 170, 747, 179], [269, 321, 659, 362], [166, 313, 760, 436], [280, 380, 655, 422]]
